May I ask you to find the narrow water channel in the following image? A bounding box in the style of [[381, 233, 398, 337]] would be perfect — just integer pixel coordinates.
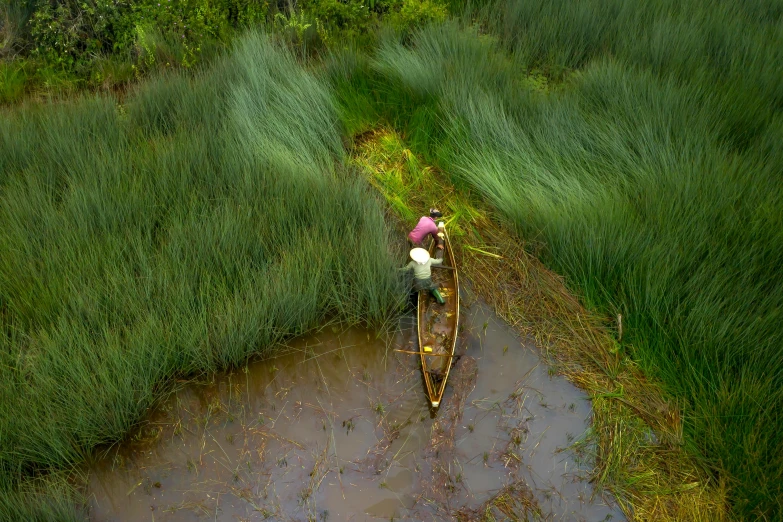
[[87, 299, 624, 521]]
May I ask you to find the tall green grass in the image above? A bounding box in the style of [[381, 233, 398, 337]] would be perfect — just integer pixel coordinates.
[[4, 2, 782, 518], [0, 474, 85, 521], [0, 31, 403, 516], [327, 4, 783, 517]]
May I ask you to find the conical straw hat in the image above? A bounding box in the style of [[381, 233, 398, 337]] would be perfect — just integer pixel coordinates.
[[410, 248, 430, 264]]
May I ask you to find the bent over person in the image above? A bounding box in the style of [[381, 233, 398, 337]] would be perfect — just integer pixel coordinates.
[[408, 208, 444, 248], [401, 242, 446, 305]]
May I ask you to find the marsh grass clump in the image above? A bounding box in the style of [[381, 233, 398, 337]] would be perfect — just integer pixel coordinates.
[[0, 30, 403, 514], [0, 474, 86, 522], [454, 482, 543, 522]]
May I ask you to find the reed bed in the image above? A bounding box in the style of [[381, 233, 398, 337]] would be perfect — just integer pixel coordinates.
[[332, 4, 783, 516], [350, 129, 726, 520], [0, 31, 403, 517], [3, 2, 782, 518]]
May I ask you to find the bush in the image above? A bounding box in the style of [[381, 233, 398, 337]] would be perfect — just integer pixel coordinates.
[[15, 0, 269, 90], [27, 0, 137, 70], [3, 0, 449, 101], [388, 0, 447, 34]]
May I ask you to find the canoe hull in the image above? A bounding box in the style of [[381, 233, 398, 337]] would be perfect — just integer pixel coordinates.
[[417, 230, 459, 409]]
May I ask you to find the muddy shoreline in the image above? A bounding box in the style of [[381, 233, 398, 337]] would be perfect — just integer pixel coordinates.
[[88, 300, 623, 521]]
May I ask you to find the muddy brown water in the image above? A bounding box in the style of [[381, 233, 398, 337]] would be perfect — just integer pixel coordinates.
[[87, 300, 624, 521]]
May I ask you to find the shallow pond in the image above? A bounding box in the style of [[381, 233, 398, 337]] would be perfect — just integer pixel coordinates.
[[88, 300, 624, 521]]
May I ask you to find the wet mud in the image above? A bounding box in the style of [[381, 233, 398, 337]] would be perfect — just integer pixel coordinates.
[[88, 300, 624, 521]]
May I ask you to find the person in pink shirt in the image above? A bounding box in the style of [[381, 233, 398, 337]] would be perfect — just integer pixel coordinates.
[[408, 208, 445, 247]]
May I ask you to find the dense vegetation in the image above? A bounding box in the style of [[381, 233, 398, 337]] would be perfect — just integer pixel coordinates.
[[0, 32, 404, 518], [2, 0, 782, 519], [0, 0, 446, 102], [324, 1, 783, 517]]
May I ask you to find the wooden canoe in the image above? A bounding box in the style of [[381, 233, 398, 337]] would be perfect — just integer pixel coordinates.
[[417, 229, 460, 409]]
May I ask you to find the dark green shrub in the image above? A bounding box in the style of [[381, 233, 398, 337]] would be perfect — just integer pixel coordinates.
[[27, 0, 137, 70], [23, 0, 269, 78]]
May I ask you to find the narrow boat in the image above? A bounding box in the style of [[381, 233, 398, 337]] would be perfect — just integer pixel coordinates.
[[417, 228, 460, 409]]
